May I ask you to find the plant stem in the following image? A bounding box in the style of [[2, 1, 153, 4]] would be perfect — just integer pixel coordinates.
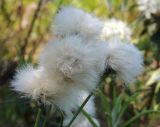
[[42, 112, 49, 127], [82, 109, 97, 127], [67, 92, 94, 127], [34, 108, 42, 127], [42, 105, 53, 127]]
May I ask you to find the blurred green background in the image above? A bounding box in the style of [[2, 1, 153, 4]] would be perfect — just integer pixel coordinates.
[[0, 0, 160, 127]]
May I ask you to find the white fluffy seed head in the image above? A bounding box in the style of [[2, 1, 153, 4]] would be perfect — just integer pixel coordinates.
[[38, 36, 107, 115], [137, 0, 160, 18], [11, 64, 88, 114], [105, 39, 144, 84], [11, 65, 58, 105], [10, 35, 107, 116], [39, 35, 107, 91], [54, 6, 103, 39], [11, 65, 43, 100], [101, 19, 132, 42]]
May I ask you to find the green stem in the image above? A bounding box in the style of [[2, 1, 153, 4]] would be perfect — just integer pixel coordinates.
[[42, 105, 53, 127], [82, 109, 97, 127], [67, 92, 94, 127], [42, 112, 49, 127], [34, 108, 42, 127], [42, 118, 47, 127]]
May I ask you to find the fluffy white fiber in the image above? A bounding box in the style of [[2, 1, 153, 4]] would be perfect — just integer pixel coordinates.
[[11, 6, 144, 127], [137, 0, 160, 18], [11, 35, 107, 118], [54, 6, 103, 39], [101, 19, 132, 42], [11, 65, 77, 108], [105, 40, 143, 84], [11, 65, 43, 100], [38, 36, 107, 115], [39, 35, 107, 92]]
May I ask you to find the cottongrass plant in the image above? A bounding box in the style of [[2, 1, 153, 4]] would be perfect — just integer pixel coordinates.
[[100, 19, 132, 42], [54, 6, 103, 40], [11, 6, 143, 127], [137, 0, 160, 19]]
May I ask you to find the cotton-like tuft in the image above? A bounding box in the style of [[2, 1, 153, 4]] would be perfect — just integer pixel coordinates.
[[11, 65, 43, 100], [101, 19, 132, 42], [11, 64, 81, 113], [54, 6, 103, 39], [39, 35, 107, 92], [37, 35, 107, 115], [11, 35, 107, 117], [105, 39, 143, 84], [137, 0, 160, 19]]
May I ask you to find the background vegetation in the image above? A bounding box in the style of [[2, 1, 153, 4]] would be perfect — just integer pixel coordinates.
[[0, 0, 160, 127]]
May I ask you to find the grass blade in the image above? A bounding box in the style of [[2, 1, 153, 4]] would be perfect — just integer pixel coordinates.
[[82, 109, 98, 127]]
